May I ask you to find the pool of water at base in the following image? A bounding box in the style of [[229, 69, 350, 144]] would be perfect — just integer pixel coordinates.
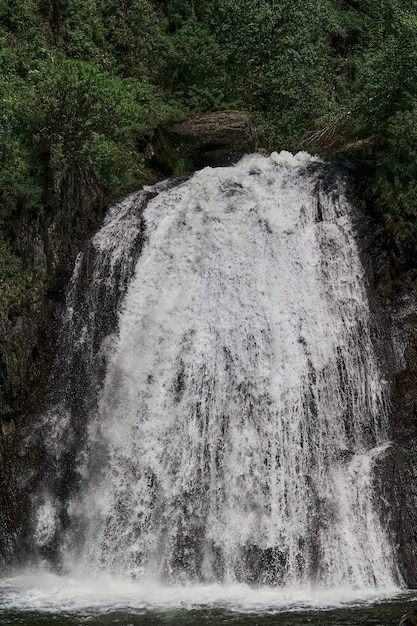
[[0, 572, 417, 626], [0, 602, 416, 626]]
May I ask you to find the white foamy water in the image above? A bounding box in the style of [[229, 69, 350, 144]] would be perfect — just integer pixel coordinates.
[[28, 151, 401, 595], [0, 571, 404, 614]]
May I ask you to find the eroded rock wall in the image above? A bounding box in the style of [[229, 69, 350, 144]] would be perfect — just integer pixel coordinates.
[[356, 188, 417, 587], [383, 293, 417, 587], [152, 110, 258, 174], [0, 164, 107, 565]]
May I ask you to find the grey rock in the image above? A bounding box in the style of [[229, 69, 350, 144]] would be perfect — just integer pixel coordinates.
[[152, 110, 258, 174]]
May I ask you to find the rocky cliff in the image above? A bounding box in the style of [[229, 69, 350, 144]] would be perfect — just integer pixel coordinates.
[[353, 178, 417, 587], [152, 110, 258, 174], [0, 163, 107, 564]]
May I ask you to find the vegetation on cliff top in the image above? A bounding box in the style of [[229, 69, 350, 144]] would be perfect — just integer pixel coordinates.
[[1, 0, 417, 303]]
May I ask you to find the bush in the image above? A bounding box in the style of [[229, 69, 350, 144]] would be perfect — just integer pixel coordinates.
[[40, 60, 181, 180]]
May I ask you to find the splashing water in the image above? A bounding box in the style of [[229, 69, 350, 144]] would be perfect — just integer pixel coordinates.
[[33, 151, 399, 594]]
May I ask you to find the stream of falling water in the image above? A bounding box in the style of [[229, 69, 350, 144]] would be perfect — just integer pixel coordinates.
[[9, 151, 402, 615]]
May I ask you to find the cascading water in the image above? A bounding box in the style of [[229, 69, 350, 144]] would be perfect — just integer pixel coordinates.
[[32, 151, 399, 594]]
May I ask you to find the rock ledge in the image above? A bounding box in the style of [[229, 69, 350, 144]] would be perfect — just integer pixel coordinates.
[[152, 110, 258, 174]]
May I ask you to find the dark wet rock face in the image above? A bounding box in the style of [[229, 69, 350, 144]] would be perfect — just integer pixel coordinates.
[[382, 293, 417, 588], [1, 165, 106, 426], [152, 110, 258, 174], [342, 168, 417, 588], [362, 229, 417, 586], [391, 296, 417, 438], [0, 164, 106, 566]]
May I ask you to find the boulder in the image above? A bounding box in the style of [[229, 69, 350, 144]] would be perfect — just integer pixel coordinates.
[[152, 110, 258, 174]]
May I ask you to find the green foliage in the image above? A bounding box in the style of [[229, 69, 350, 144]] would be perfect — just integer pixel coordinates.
[[207, 0, 342, 146], [0, 70, 43, 219], [0, 233, 38, 309], [1, 0, 417, 286], [337, 2, 417, 268], [0, 0, 41, 36], [22, 58, 176, 190], [372, 105, 417, 264], [157, 12, 230, 113], [156, 0, 364, 147], [0, 54, 182, 219]]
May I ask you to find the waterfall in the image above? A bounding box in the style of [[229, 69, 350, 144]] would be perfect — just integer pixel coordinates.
[[32, 151, 399, 590]]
